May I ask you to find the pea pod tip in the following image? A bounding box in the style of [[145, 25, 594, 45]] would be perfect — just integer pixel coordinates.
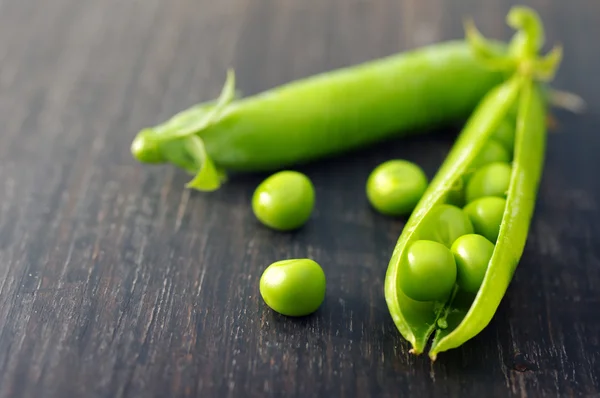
[[131, 129, 163, 164]]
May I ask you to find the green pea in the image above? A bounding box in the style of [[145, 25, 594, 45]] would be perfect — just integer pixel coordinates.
[[463, 139, 510, 184], [366, 160, 428, 216], [465, 162, 512, 203], [505, 102, 519, 125], [399, 240, 457, 302], [471, 139, 511, 169], [450, 234, 495, 293], [492, 119, 515, 154], [418, 204, 474, 247], [464, 196, 506, 242], [445, 178, 465, 207], [259, 258, 326, 316], [252, 171, 315, 231]]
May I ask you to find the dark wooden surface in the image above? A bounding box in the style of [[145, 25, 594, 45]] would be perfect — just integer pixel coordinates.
[[1, 0, 599, 397]]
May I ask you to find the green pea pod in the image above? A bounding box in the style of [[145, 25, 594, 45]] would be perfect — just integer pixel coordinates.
[[428, 76, 546, 359], [384, 6, 562, 359], [131, 41, 509, 191]]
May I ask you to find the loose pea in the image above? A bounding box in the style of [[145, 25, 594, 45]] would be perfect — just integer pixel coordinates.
[[366, 160, 428, 216], [464, 196, 506, 242], [450, 234, 495, 293], [465, 162, 512, 203], [492, 119, 516, 154], [252, 171, 315, 231], [400, 240, 457, 302], [418, 204, 474, 247], [471, 139, 511, 169], [259, 259, 326, 316]]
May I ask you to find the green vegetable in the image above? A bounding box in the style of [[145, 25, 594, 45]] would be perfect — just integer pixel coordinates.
[[451, 234, 495, 293], [491, 119, 516, 154], [366, 160, 428, 216], [444, 178, 466, 207], [259, 259, 326, 316], [130, 41, 508, 191], [252, 171, 315, 231], [465, 162, 512, 203], [417, 204, 474, 248], [384, 6, 562, 359], [399, 240, 457, 302], [464, 196, 507, 242], [471, 139, 511, 168]]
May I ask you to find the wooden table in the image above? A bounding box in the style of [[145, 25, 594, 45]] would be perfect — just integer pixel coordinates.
[[1, 0, 599, 397]]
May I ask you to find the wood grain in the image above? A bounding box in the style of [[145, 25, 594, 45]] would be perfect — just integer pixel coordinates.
[[0, 0, 599, 397]]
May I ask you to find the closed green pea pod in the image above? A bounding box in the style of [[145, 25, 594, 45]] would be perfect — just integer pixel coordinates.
[[131, 41, 507, 191]]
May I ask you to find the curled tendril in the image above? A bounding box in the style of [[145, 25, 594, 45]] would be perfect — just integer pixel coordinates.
[[507, 6, 545, 58]]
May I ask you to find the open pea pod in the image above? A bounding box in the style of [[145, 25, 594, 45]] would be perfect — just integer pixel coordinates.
[[384, 6, 563, 359]]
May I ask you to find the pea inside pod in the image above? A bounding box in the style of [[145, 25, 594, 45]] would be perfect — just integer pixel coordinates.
[[464, 196, 507, 243], [471, 139, 511, 169], [465, 162, 512, 202], [492, 119, 516, 154], [400, 240, 457, 302], [451, 234, 495, 293], [384, 5, 562, 360], [417, 204, 473, 247]]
